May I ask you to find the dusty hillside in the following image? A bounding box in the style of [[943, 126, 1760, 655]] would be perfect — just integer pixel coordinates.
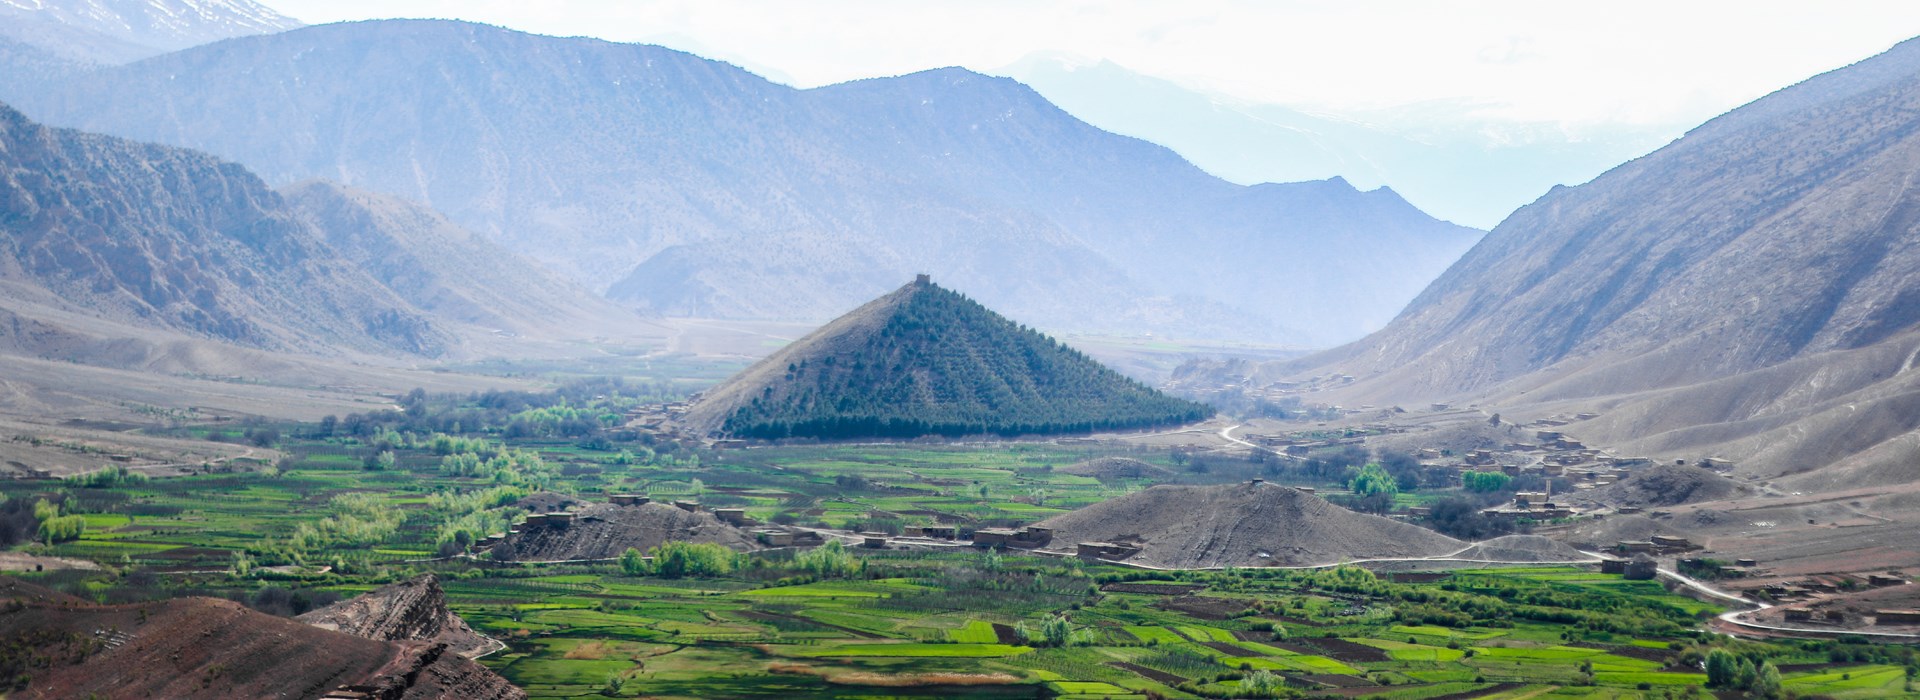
[[1033, 481, 1463, 568], [498, 502, 759, 562], [1216, 36, 1920, 495], [298, 574, 496, 659], [1562, 463, 1753, 508], [679, 279, 1211, 439], [1058, 457, 1170, 480], [0, 584, 523, 699]]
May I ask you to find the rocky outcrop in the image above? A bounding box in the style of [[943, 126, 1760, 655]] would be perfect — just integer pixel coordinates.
[[357, 641, 524, 700], [0, 578, 524, 699], [298, 574, 495, 659]]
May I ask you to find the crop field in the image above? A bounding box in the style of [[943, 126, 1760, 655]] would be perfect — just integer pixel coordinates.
[[1, 385, 1915, 699]]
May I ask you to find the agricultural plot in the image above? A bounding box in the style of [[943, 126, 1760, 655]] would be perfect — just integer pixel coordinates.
[[3, 404, 1915, 699]]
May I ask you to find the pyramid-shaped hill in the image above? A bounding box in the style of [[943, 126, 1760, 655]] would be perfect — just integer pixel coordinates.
[[679, 278, 1213, 439], [1033, 482, 1464, 568]]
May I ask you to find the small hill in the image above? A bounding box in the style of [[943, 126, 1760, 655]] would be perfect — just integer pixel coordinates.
[[297, 574, 496, 659], [498, 502, 760, 562], [1033, 481, 1463, 568], [1453, 535, 1591, 563], [0, 580, 523, 699], [680, 278, 1212, 440], [1058, 457, 1170, 480]]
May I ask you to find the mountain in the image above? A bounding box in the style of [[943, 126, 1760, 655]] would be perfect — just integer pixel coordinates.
[[1253, 36, 1920, 493], [679, 277, 1213, 439], [1031, 481, 1463, 568], [9, 19, 1481, 346], [0, 0, 300, 64], [0, 101, 451, 357], [997, 53, 1677, 230], [283, 180, 636, 337]]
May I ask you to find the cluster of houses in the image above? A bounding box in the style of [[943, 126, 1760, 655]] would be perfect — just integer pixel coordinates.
[[626, 401, 693, 433], [1760, 572, 1908, 601]]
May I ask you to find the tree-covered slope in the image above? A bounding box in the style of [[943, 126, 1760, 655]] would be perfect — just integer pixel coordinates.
[[682, 279, 1212, 439]]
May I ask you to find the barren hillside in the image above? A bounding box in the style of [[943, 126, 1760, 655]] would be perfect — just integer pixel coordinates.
[[0, 581, 523, 699]]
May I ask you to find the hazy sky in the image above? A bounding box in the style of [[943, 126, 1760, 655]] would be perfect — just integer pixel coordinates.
[[265, 1, 1920, 130]]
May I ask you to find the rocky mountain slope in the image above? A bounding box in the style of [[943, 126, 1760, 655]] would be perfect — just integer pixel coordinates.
[[1032, 481, 1463, 568], [679, 278, 1212, 439], [298, 574, 497, 659], [10, 19, 1481, 345], [497, 502, 760, 562], [0, 101, 450, 357], [0, 577, 523, 699], [0, 0, 299, 64], [1218, 36, 1920, 493]]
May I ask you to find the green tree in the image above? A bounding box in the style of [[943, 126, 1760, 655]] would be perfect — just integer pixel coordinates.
[[646, 541, 738, 578], [1462, 471, 1512, 493], [1752, 662, 1783, 699], [1349, 463, 1399, 497], [619, 547, 648, 576]]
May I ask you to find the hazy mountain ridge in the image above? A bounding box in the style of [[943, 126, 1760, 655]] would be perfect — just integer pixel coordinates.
[[1244, 36, 1920, 490], [996, 54, 1677, 229], [10, 19, 1481, 346], [284, 180, 636, 337]]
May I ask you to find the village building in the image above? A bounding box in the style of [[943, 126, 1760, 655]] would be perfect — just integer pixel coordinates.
[[1076, 541, 1142, 560], [753, 529, 795, 547], [1874, 610, 1920, 625], [609, 494, 650, 506]]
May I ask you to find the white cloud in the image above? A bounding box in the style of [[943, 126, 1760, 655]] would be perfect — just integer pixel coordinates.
[[265, 0, 1920, 129]]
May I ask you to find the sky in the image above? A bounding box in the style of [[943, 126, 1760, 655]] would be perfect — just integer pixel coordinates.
[[263, 0, 1920, 132]]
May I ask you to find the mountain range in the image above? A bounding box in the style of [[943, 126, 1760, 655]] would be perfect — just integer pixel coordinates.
[[4, 18, 1482, 346], [1216, 36, 1920, 495], [996, 53, 1679, 230]]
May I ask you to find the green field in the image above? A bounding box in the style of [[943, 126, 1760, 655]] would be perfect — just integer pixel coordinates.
[[2, 385, 1914, 699]]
